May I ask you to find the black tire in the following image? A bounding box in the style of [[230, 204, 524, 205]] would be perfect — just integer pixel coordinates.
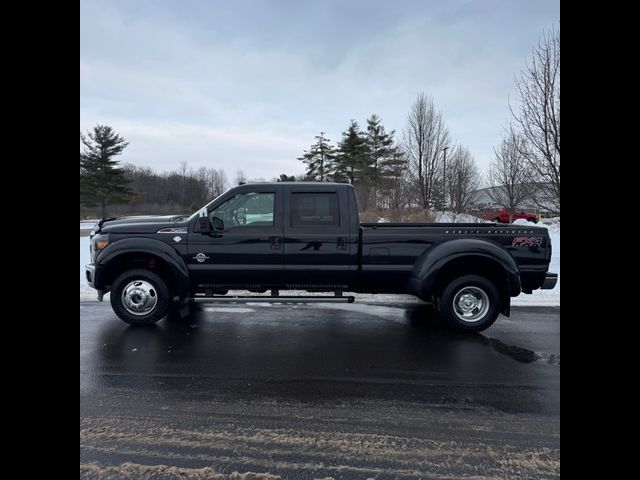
[[528, 217, 538, 223], [436, 275, 501, 332], [110, 269, 170, 325]]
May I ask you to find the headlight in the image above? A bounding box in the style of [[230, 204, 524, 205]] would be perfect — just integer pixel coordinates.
[[92, 234, 110, 261], [95, 238, 109, 250]]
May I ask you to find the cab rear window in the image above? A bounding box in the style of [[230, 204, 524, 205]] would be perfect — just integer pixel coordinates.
[[291, 193, 339, 227]]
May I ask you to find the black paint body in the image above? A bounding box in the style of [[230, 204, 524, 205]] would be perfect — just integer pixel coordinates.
[[87, 183, 555, 304]]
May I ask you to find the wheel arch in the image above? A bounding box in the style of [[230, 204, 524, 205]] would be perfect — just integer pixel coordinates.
[[94, 238, 190, 297], [407, 239, 521, 315]]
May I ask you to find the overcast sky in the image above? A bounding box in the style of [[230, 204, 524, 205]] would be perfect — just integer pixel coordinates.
[[80, 0, 559, 180]]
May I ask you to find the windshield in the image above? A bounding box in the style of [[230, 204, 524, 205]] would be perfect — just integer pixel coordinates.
[[187, 190, 229, 222]]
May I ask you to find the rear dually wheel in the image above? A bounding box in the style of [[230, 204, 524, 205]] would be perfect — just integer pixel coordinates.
[[436, 274, 501, 332]]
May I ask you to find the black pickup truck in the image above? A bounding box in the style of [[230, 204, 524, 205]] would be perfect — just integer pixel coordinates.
[[85, 182, 556, 332]]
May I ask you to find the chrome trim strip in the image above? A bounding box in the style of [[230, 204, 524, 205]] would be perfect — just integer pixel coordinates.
[[157, 227, 188, 233]]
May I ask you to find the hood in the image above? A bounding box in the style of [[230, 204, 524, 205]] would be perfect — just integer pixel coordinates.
[[97, 215, 190, 234]]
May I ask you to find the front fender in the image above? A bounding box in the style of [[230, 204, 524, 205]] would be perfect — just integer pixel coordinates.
[[408, 239, 521, 299], [95, 238, 190, 295]]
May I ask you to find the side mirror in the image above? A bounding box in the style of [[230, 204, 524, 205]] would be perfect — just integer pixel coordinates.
[[211, 216, 224, 232], [195, 216, 213, 233]]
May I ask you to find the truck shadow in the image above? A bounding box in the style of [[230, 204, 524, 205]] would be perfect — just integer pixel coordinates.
[[404, 305, 539, 364]]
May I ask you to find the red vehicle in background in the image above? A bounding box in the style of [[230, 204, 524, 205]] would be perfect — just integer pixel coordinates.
[[483, 208, 539, 223]]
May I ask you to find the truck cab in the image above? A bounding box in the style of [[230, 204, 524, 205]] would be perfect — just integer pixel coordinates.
[[186, 183, 359, 292]]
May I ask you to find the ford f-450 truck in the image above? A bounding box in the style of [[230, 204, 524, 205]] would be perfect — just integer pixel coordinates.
[[85, 182, 557, 332]]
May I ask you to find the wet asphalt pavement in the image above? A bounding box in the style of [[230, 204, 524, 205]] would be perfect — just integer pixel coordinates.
[[80, 301, 560, 479]]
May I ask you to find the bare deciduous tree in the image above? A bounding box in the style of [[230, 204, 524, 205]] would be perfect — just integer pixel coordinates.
[[486, 129, 532, 221], [511, 26, 560, 214], [446, 146, 480, 214], [404, 93, 451, 209], [198, 167, 228, 199], [234, 169, 247, 185], [211, 168, 228, 198], [178, 160, 189, 206]]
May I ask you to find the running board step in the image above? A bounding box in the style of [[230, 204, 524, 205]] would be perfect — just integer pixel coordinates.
[[192, 296, 355, 304]]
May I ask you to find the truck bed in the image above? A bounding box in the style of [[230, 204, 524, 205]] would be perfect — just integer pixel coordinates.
[[357, 222, 551, 293]]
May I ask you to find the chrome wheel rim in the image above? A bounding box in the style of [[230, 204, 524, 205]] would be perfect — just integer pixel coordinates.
[[121, 280, 158, 316], [453, 286, 489, 323]]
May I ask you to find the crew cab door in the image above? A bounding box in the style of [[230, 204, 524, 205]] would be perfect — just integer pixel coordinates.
[[282, 186, 355, 288], [187, 185, 284, 290]]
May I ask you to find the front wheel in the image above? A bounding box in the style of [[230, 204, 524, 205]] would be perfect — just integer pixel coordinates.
[[436, 275, 501, 332], [110, 269, 170, 325]]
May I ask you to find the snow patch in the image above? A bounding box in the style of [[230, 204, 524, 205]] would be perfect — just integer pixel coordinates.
[[544, 217, 560, 233], [80, 237, 93, 297], [435, 211, 488, 223], [80, 236, 110, 301], [513, 218, 545, 228]]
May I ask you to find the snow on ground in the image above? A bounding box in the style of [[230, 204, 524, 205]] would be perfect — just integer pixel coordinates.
[[434, 211, 488, 223], [544, 217, 560, 233], [80, 236, 110, 301], [80, 219, 98, 229], [80, 237, 94, 300], [80, 221, 559, 306]]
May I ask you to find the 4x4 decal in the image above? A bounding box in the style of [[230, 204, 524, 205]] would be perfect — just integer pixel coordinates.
[[512, 237, 542, 247]]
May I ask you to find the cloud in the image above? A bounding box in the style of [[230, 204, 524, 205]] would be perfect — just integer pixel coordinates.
[[80, 0, 559, 177]]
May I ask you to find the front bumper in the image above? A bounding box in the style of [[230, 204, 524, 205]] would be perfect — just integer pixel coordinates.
[[85, 264, 96, 288], [542, 272, 558, 289], [85, 264, 106, 301]]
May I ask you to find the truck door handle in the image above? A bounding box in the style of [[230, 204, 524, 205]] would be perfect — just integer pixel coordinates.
[[337, 236, 348, 250], [270, 236, 282, 250]]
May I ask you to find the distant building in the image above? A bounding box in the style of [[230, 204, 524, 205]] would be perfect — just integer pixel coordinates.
[[470, 183, 556, 215]]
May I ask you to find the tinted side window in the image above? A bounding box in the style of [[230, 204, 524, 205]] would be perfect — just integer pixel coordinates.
[[210, 192, 275, 228], [291, 193, 339, 227]]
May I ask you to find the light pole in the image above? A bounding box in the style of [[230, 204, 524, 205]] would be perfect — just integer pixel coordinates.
[[442, 146, 449, 214]]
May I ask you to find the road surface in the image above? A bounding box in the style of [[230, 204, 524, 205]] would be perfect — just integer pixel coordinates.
[[80, 301, 560, 479]]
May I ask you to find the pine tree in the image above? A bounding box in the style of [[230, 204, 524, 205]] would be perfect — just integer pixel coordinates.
[[379, 150, 408, 209], [333, 120, 370, 183], [80, 125, 134, 218], [277, 173, 296, 182], [365, 114, 396, 207], [298, 132, 335, 181], [431, 178, 446, 211]]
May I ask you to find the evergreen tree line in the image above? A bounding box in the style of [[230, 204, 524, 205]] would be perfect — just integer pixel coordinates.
[[297, 95, 481, 213], [297, 115, 407, 211], [79, 112, 480, 219]]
